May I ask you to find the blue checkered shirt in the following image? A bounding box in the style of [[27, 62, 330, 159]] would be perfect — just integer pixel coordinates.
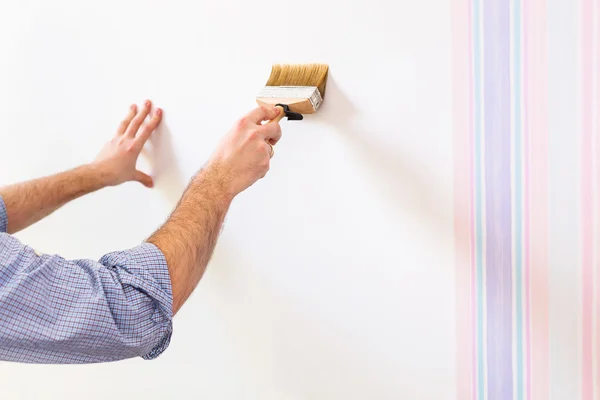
[[0, 196, 173, 363]]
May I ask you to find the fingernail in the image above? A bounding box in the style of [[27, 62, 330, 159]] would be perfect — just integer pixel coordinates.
[[156, 108, 162, 116], [145, 100, 151, 107]]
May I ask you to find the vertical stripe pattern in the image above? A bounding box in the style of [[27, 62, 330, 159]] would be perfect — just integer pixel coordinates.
[[596, 1, 600, 396], [527, 0, 549, 398], [450, 0, 600, 397], [512, 0, 525, 396], [583, 1, 594, 399], [483, 0, 513, 398], [452, 0, 474, 395], [548, 0, 579, 397]]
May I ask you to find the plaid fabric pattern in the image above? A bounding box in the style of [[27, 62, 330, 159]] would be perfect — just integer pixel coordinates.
[[0, 196, 7, 233], [0, 196, 173, 364]]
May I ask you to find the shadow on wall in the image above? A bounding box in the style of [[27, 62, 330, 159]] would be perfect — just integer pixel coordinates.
[[143, 118, 188, 209], [142, 76, 453, 239], [314, 74, 452, 244]]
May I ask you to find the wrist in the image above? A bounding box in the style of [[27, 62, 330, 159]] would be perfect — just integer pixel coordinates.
[[192, 163, 236, 204], [81, 162, 113, 190]]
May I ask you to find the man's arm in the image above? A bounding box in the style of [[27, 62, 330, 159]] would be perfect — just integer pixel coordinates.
[[0, 217, 173, 364], [0, 100, 160, 234], [147, 105, 282, 314], [0, 103, 283, 364], [0, 100, 173, 363], [0, 165, 107, 234]]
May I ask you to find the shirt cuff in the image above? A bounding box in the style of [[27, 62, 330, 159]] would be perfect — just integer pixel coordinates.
[[0, 195, 7, 233], [100, 242, 173, 360]]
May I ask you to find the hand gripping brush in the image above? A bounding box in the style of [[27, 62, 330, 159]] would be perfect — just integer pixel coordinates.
[[256, 63, 329, 123]]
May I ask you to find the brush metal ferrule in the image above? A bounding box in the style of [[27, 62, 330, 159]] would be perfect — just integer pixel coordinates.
[[256, 86, 323, 112]]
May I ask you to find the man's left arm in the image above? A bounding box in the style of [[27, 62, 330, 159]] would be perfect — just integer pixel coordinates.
[[0, 100, 173, 364], [0, 100, 160, 234], [0, 195, 173, 363]]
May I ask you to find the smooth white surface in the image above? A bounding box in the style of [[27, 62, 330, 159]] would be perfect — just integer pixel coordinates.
[[0, 1, 454, 398]]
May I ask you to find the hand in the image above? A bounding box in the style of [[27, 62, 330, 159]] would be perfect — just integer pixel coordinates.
[[93, 100, 162, 188], [207, 105, 283, 198]]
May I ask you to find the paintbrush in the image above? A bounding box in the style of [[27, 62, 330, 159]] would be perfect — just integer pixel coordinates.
[[256, 63, 329, 122]]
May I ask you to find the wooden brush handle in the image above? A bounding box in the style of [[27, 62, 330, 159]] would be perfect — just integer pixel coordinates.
[[267, 105, 286, 124]]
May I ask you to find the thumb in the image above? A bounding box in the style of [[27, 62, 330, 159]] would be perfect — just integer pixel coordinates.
[[134, 170, 154, 188]]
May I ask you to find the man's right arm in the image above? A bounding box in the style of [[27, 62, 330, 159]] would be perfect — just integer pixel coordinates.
[[0, 105, 282, 364], [147, 105, 283, 315]]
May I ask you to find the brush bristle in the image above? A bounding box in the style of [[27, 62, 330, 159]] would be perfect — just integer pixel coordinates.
[[265, 63, 329, 98]]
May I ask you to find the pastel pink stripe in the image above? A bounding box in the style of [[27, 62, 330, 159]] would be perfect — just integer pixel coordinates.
[[582, 1, 594, 398], [527, 0, 549, 398], [596, 0, 600, 393], [590, 2, 600, 397], [452, 0, 474, 397], [523, 0, 531, 397]]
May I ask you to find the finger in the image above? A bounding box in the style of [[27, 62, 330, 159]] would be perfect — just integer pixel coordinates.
[[259, 162, 270, 179], [116, 104, 137, 135], [261, 120, 282, 145], [135, 108, 162, 147], [265, 142, 274, 158], [125, 99, 152, 137], [134, 170, 154, 188], [244, 105, 280, 124]]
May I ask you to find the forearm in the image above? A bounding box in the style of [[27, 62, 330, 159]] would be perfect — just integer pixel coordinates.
[[0, 164, 108, 234], [147, 165, 233, 314]]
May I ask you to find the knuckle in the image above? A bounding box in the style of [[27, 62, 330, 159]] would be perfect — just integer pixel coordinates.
[[247, 129, 260, 140], [260, 157, 270, 168], [265, 123, 280, 136], [236, 117, 247, 129], [260, 164, 270, 177]]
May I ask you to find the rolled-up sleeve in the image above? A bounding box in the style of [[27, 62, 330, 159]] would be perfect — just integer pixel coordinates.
[[0, 221, 173, 364]]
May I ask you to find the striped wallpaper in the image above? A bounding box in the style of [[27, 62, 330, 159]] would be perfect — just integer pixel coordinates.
[[453, 0, 599, 398]]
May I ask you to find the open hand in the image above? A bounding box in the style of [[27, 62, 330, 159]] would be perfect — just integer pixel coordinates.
[[93, 100, 162, 188]]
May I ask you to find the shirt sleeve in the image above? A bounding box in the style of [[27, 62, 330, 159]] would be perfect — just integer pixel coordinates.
[[0, 195, 7, 233], [0, 232, 173, 364]]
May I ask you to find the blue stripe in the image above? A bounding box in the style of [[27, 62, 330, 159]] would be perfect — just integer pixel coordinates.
[[513, 0, 524, 397], [473, 0, 485, 396]]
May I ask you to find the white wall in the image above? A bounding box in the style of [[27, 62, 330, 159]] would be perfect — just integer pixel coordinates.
[[0, 1, 454, 398]]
